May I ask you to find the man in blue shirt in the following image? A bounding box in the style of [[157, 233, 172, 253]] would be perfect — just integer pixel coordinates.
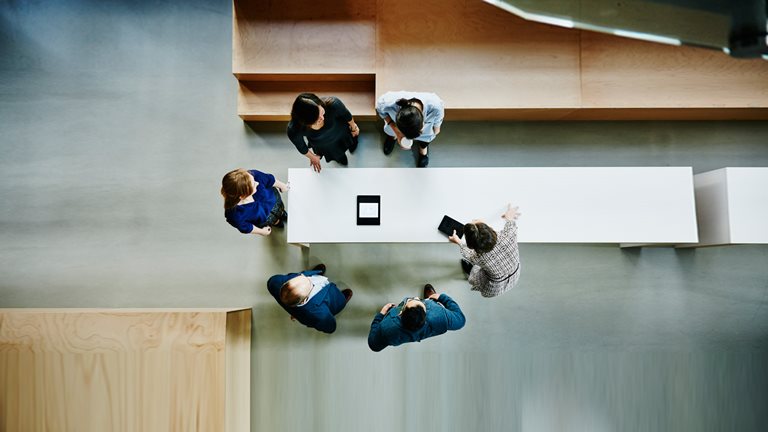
[[367, 284, 465, 352], [267, 264, 353, 334]]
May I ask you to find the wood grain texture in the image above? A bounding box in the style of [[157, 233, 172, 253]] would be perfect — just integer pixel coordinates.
[[238, 79, 377, 121], [581, 32, 768, 108], [233, 0, 376, 74], [0, 309, 251, 432], [225, 309, 251, 432], [375, 0, 582, 109], [231, 0, 768, 120]]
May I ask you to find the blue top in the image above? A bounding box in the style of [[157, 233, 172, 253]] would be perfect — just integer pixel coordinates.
[[266, 270, 347, 334], [375, 91, 445, 143], [367, 293, 465, 352], [224, 169, 276, 234]]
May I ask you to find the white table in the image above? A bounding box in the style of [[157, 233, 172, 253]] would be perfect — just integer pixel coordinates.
[[679, 167, 768, 247], [287, 167, 698, 245]]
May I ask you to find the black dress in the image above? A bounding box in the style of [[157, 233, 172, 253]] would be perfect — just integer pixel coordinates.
[[286, 97, 354, 163]]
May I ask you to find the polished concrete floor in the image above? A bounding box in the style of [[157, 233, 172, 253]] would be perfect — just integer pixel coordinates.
[[1, 1, 767, 431]]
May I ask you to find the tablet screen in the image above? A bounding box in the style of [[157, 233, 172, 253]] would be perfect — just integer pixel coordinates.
[[359, 202, 379, 218]]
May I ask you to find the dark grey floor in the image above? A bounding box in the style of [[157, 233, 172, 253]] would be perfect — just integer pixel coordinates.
[[1, 1, 767, 431]]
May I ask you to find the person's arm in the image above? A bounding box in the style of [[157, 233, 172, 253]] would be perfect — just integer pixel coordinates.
[[449, 230, 478, 263], [229, 215, 271, 236], [500, 204, 520, 239], [288, 124, 323, 172], [348, 118, 359, 137], [376, 94, 404, 144], [435, 293, 466, 331], [274, 179, 290, 193], [315, 311, 337, 334], [250, 226, 272, 236], [432, 94, 445, 133], [384, 115, 405, 143], [367, 303, 395, 352]]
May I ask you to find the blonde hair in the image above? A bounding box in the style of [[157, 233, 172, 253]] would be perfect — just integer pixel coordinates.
[[221, 168, 253, 209]]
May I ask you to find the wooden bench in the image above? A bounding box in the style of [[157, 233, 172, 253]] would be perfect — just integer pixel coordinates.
[[233, 0, 768, 121]]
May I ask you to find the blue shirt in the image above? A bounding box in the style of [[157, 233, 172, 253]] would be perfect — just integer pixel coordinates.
[[375, 91, 445, 143], [367, 293, 466, 352], [224, 169, 276, 233]]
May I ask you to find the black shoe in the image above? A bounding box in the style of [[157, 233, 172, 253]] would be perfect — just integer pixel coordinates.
[[342, 289, 353, 303], [336, 155, 349, 166], [312, 263, 326, 275], [417, 153, 429, 168], [383, 136, 395, 155], [349, 136, 358, 154], [460, 259, 473, 275], [423, 284, 437, 299]]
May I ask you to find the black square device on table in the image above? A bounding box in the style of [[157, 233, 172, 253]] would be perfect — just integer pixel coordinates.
[[356, 195, 380, 226], [438, 215, 464, 238]]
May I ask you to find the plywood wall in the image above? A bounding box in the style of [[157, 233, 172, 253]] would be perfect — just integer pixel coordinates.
[[0, 309, 251, 432]]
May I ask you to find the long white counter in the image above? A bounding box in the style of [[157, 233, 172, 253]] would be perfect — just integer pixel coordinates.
[[287, 167, 698, 245]]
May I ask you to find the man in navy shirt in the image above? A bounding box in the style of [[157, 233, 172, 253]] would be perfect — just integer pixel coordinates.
[[267, 264, 353, 334], [367, 284, 465, 351]]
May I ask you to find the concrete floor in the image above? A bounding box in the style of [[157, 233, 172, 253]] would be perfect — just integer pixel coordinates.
[[1, 1, 767, 431]]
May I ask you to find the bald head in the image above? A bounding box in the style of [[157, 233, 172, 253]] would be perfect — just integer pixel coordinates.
[[280, 275, 312, 306]]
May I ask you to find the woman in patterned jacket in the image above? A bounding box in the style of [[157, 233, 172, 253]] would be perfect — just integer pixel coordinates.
[[448, 204, 521, 298]]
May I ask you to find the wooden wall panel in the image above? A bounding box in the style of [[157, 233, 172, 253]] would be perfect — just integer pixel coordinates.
[[233, 0, 376, 74], [0, 309, 251, 432], [376, 0, 582, 109], [581, 32, 768, 109]]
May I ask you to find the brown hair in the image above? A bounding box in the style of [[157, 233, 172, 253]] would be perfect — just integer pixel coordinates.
[[221, 168, 254, 209], [464, 222, 498, 253]]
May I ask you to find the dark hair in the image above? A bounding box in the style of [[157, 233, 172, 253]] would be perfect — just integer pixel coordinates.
[[221, 168, 254, 209], [290, 93, 328, 128], [401, 303, 426, 331], [395, 98, 423, 139], [464, 222, 498, 253]]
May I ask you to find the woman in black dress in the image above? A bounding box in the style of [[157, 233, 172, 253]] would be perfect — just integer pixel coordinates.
[[287, 93, 360, 173]]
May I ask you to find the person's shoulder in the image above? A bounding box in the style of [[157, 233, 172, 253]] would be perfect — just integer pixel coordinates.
[[287, 120, 306, 134], [225, 204, 246, 218], [324, 96, 346, 110]]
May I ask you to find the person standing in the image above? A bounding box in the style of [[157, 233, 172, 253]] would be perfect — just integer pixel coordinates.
[[287, 93, 360, 173], [367, 284, 465, 352], [449, 204, 522, 298], [375, 91, 444, 167], [221, 168, 289, 236], [267, 264, 353, 334]]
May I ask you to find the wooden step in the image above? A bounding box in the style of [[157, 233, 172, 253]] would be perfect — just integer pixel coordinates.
[[237, 77, 376, 121]]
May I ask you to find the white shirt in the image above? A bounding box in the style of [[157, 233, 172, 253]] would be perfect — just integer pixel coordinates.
[[296, 275, 330, 307], [375, 91, 445, 143]]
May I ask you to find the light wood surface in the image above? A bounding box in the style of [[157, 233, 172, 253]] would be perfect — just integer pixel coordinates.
[[238, 79, 376, 121], [225, 309, 251, 432], [376, 0, 582, 109], [232, 0, 768, 120], [233, 0, 376, 74], [0, 308, 251, 432], [581, 32, 768, 109], [287, 167, 698, 244]]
